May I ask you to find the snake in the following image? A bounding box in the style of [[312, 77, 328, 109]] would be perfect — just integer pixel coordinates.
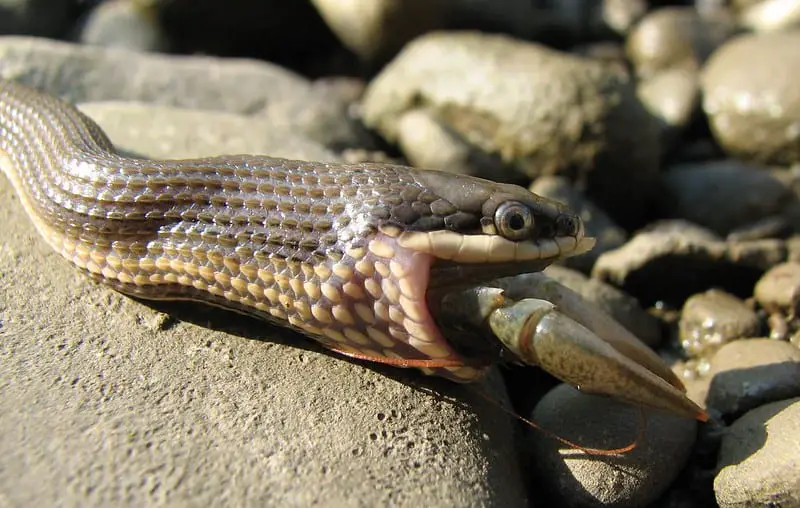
[[0, 78, 594, 382]]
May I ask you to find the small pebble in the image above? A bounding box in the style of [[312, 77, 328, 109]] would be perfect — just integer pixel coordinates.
[[706, 338, 800, 418], [702, 31, 800, 165], [754, 261, 800, 314], [714, 398, 800, 507], [626, 6, 735, 78], [678, 289, 761, 357], [529, 384, 697, 508], [637, 65, 700, 146]]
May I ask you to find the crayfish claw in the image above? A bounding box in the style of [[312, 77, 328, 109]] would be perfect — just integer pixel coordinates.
[[487, 296, 708, 422]]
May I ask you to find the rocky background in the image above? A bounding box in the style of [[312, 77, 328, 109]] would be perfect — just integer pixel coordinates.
[[1, 0, 799, 506]]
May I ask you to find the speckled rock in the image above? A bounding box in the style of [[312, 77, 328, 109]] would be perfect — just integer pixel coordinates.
[[310, 0, 445, 63], [362, 31, 661, 226], [78, 0, 167, 52], [738, 0, 800, 31], [592, 220, 787, 305], [754, 261, 800, 313], [679, 290, 761, 358], [706, 339, 800, 417], [714, 398, 800, 507], [702, 31, 800, 165], [542, 265, 661, 348], [528, 384, 698, 508], [530, 176, 627, 271], [0, 0, 75, 37], [659, 160, 796, 236], [626, 6, 735, 78], [0, 102, 527, 506], [0, 36, 373, 151]]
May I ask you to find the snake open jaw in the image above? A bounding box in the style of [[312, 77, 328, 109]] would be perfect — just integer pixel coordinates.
[[359, 223, 595, 381]]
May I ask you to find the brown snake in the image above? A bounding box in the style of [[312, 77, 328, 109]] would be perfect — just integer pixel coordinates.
[[0, 79, 593, 382]]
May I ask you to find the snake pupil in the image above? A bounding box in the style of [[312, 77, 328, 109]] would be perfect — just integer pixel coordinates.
[[509, 214, 525, 230]]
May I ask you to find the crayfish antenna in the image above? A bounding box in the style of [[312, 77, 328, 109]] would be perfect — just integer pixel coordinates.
[[470, 384, 646, 456]]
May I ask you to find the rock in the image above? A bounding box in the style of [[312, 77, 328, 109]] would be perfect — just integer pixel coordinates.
[[76, 102, 340, 162], [702, 32, 800, 165], [528, 384, 697, 508], [530, 176, 627, 272], [754, 261, 800, 313], [0, 103, 527, 506], [659, 160, 796, 236], [362, 31, 661, 227], [78, 0, 168, 52], [637, 66, 700, 147], [592, 220, 787, 305], [0, 36, 373, 151], [309, 0, 446, 64], [543, 265, 662, 347], [738, 0, 800, 32], [601, 0, 648, 35], [0, 0, 75, 37], [394, 109, 521, 183], [626, 6, 736, 78], [679, 290, 761, 358], [714, 398, 800, 507], [706, 339, 800, 418]]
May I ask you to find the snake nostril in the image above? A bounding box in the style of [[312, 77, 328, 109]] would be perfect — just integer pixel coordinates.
[[556, 215, 580, 237]]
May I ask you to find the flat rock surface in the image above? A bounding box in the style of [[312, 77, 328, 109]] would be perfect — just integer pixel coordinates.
[[0, 103, 526, 506]]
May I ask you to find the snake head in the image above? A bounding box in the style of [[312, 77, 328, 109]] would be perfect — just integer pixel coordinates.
[[386, 169, 595, 286], [334, 167, 595, 381]]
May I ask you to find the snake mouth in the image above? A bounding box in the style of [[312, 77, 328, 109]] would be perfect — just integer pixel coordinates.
[[423, 236, 596, 360], [362, 226, 595, 380]]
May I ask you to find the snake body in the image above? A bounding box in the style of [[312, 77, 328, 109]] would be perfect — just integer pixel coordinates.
[[0, 79, 591, 381]]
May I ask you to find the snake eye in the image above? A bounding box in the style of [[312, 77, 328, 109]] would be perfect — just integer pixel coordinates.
[[494, 201, 534, 241]]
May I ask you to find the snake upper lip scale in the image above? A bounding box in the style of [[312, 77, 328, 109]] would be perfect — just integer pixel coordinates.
[[0, 78, 706, 421]]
